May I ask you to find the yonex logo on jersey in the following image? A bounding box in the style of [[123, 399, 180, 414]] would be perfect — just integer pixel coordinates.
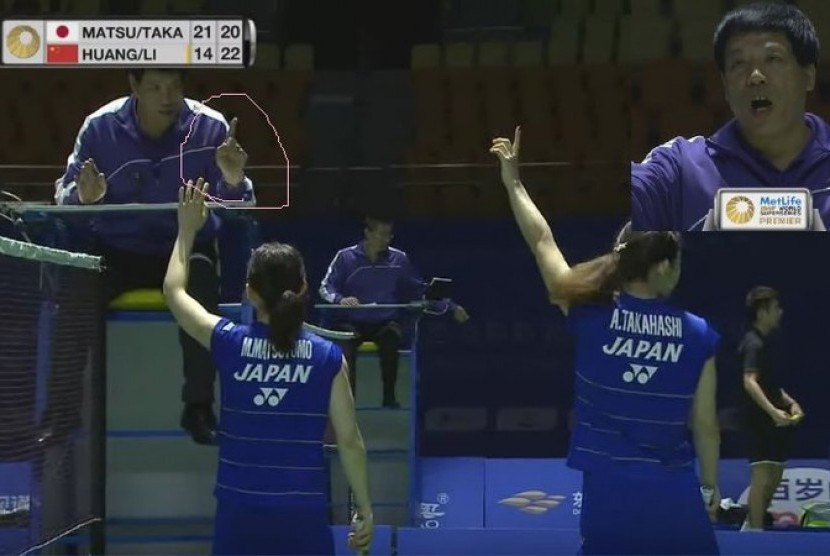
[[622, 364, 659, 384], [254, 387, 288, 406]]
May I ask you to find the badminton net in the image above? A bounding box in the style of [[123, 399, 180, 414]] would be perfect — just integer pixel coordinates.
[[0, 234, 105, 555]]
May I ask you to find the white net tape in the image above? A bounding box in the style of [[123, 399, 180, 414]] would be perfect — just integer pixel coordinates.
[[0, 235, 102, 271]]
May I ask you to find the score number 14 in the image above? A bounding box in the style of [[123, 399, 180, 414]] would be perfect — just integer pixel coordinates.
[[193, 45, 242, 62]]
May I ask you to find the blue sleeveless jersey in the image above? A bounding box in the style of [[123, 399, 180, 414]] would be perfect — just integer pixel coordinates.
[[210, 319, 343, 508], [566, 293, 719, 476]]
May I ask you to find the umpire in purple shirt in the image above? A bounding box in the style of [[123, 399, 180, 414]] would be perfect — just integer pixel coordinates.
[[54, 68, 254, 445], [632, 2, 830, 231], [319, 216, 469, 407]]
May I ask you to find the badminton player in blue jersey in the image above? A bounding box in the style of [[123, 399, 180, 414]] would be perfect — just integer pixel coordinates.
[[492, 128, 722, 555], [161, 179, 373, 555]]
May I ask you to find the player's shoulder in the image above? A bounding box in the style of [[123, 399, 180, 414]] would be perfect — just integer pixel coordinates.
[[741, 328, 764, 346], [84, 96, 130, 126], [335, 244, 361, 260], [302, 331, 342, 357], [635, 135, 708, 166], [184, 98, 229, 129], [388, 246, 409, 261], [676, 308, 715, 334], [215, 318, 251, 336]]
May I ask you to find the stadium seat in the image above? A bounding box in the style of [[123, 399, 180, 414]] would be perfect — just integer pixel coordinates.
[[670, 0, 725, 19], [618, 14, 674, 62], [654, 105, 716, 144], [592, 0, 624, 16], [511, 41, 543, 67], [139, 0, 168, 14], [547, 17, 581, 65], [169, 0, 203, 13], [628, 0, 663, 16], [701, 61, 729, 111], [554, 106, 593, 162], [439, 184, 482, 217], [444, 42, 475, 67], [109, 289, 166, 311], [479, 68, 517, 138], [798, 0, 830, 21], [68, 0, 102, 13], [594, 108, 628, 162], [254, 43, 280, 68], [582, 16, 616, 64], [522, 0, 553, 29], [515, 69, 555, 162], [358, 342, 378, 353], [558, 0, 590, 17], [639, 58, 696, 111], [629, 105, 652, 162], [584, 63, 627, 109], [478, 41, 510, 67], [265, 71, 311, 158], [5, 0, 51, 13], [446, 70, 485, 165], [411, 44, 442, 68], [283, 44, 314, 70], [678, 15, 722, 62], [408, 69, 448, 164], [551, 65, 586, 114]]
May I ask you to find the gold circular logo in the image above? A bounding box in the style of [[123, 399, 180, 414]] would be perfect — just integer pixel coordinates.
[[6, 25, 41, 59], [725, 195, 755, 224]]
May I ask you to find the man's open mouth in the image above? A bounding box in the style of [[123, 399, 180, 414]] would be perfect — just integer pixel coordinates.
[[750, 95, 773, 113]]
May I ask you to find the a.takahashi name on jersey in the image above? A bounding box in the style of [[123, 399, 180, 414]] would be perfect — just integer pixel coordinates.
[[603, 308, 684, 363], [609, 308, 683, 338]]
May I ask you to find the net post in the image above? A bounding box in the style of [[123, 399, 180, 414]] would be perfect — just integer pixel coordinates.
[[89, 272, 107, 555]]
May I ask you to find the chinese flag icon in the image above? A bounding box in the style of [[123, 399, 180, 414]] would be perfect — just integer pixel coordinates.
[[46, 44, 78, 63]]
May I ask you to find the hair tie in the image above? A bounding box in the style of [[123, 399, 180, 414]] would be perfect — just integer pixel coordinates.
[[613, 242, 627, 253]]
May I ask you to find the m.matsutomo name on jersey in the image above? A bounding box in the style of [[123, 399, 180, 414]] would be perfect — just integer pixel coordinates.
[[241, 337, 314, 361], [82, 26, 186, 40], [233, 337, 316, 383]]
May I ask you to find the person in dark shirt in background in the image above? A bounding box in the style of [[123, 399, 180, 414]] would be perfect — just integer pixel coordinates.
[[739, 286, 804, 530], [319, 215, 469, 408]]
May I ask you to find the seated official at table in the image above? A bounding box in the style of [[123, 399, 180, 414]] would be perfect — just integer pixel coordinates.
[[319, 216, 469, 408], [54, 68, 255, 445]]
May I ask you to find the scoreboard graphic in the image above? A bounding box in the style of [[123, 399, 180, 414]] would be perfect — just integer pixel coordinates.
[[2, 18, 257, 67]]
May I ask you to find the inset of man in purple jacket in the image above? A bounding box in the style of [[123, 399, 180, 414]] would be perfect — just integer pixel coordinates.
[[55, 68, 255, 445], [632, 2, 830, 231], [319, 216, 469, 407]]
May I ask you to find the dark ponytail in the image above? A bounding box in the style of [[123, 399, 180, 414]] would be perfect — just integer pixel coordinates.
[[554, 252, 621, 306], [554, 222, 681, 306], [246, 242, 307, 354], [266, 289, 306, 354]]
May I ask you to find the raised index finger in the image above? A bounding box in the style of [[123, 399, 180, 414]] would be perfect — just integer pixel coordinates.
[[227, 117, 238, 140], [513, 125, 521, 156]]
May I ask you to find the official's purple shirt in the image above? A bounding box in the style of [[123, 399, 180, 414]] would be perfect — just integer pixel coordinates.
[[55, 95, 255, 254], [319, 241, 456, 323], [631, 113, 830, 231]]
